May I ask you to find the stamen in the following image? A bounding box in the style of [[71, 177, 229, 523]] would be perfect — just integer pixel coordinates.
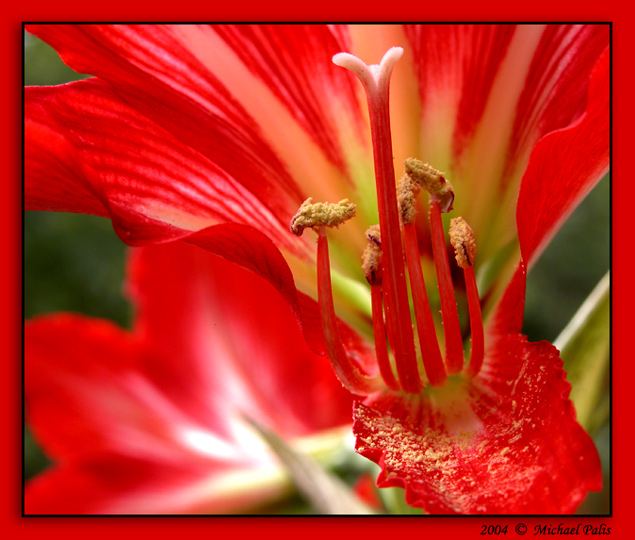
[[334, 48, 421, 395], [290, 199, 376, 394], [449, 217, 484, 377], [317, 228, 376, 394], [405, 158, 464, 375], [397, 174, 446, 387], [362, 227, 400, 391]]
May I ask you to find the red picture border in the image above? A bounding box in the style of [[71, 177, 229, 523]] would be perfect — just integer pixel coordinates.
[[7, 3, 627, 538]]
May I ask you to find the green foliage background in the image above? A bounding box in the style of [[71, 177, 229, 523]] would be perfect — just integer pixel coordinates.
[[23, 31, 610, 514]]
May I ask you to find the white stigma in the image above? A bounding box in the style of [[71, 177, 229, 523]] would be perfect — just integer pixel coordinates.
[[332, 47, 404, 96]]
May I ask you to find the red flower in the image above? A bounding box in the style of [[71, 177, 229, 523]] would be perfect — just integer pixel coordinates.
[[25, 241, 355, 514], [25, 25, 609, 513]]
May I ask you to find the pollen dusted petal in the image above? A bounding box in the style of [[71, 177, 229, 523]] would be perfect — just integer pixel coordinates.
[[353, 334, 601, 514]]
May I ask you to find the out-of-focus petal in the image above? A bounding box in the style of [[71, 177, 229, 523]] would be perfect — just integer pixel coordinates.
[[181, 223, 378, 375], [25, 238, 361, 514], [26, 315, 170, 461], [26, 454, 288, 515], [26, 314, 268, 467], [126, 239, 355, 438], [353, 334, 601, 514]]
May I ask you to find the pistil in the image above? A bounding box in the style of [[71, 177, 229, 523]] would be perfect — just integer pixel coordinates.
[[333, 48, 421, 394]]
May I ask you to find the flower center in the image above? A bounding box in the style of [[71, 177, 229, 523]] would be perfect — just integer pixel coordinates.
[[289, 48, 484, 396]]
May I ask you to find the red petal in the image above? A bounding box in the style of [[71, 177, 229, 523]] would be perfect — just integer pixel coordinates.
[[490, 45, 609, 336], [487, 258, 527, 338], [25, 24, 302, 205], [26, 80, 303, 253], [26, 314, 262, 467], [26, 315, 155, 460], [404, 24, 517, 160], [207, 25, 365, 172], [504, 26, 610, 186], [26, 25, 366, 251], [516, 46, 610, 266], [26, 24, 364, 176], [404, 24, 608, 182], [181, 223, 378, 377], [24, 113, 110, 218], [126, 239, 355, 437], [26, 454, 284, 514], [354, 334, 601, 514]]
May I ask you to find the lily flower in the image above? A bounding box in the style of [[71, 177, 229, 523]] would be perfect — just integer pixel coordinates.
[[25, 241, 357, 514], [25, 24, 609, 513]]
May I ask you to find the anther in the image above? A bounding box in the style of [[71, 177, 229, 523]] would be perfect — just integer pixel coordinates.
[[290, 198, 356, 236], [365, 224, 382, 248], [449, 217, 484, 377], [404, 158, 455, 213], [449, 217, 476, 269]]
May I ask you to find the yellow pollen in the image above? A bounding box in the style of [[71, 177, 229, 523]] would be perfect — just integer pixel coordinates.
[[404, 158, 455, 213], [289, 198, 356, 236], [449, 217, 476, 268]]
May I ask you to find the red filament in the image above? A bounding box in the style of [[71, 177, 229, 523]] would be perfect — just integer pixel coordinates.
[[464, 265, 485, 377], [370, 285, 400, 391], [403, 223, 447, 387], [317, 229, 375, 394], [428, 201, 465, 375]]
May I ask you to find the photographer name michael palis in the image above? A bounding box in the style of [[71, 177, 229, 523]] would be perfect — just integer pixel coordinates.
[[534, 524, 611, 535]]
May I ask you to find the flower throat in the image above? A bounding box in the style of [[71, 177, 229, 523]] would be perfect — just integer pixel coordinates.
[[290, 47, 484, 395]]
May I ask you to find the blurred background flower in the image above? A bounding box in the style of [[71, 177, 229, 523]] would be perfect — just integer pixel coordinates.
[[23, 29, 610, 514]]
